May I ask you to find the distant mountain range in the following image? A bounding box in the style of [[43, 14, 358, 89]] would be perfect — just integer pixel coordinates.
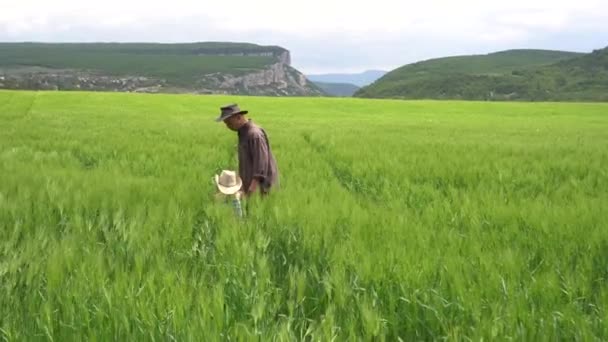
[[306, 70, 387, 87], [311, 81, 360, 97], [355, 48, 608, 101]]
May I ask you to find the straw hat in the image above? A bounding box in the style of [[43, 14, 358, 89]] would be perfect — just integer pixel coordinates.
[[214, 170, 243, 195], [215, 104, 249, 122]]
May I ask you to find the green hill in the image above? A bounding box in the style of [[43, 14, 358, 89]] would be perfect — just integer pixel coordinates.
[[354, 49, 608, 101], [0, 42, 323, 96], [0, 43, 280, 84], [312, 81, 360, 96]]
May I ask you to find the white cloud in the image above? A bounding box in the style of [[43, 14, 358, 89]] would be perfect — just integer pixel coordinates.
[[3, 0, 606, 34]]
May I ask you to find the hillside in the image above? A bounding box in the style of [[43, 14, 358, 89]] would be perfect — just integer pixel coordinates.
[[354, 49, 608, 101], [312, 81, 360, 96], [307, 70, 386, 87], [0, 42, 324, 96], [530, 47, 608, 100]]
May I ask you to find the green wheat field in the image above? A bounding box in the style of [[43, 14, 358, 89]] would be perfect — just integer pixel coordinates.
[[1, 90, 607, 340]]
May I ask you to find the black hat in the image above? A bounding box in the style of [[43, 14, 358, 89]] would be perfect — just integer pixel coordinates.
[[215, 103, 249, 122]]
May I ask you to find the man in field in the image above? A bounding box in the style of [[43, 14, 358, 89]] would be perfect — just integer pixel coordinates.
[[216, 104, 279, 197]]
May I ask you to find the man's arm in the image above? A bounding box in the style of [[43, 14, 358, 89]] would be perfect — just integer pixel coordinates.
[[247, 134, 270, 195], [247, 177, 260, 194]]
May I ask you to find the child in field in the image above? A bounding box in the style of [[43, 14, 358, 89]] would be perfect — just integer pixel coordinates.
[[214, 170, 244, 218]]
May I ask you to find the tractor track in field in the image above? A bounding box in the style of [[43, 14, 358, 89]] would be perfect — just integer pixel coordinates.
[[301, 132, 383, 206], [23, 92, 38, 117], [4, 92, 39, 119]]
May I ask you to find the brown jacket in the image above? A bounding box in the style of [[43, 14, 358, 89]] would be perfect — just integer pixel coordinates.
[[237, 120, 279, 194]]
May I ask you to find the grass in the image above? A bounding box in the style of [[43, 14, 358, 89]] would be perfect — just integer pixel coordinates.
[[1, 90, 607, 340]]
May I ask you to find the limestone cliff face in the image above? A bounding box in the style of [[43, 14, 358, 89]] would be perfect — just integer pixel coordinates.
[[277, 51, 291, 65], [186, 50, 321, 95], [196, 61, 323, 96], [0, 50, 322, 96]]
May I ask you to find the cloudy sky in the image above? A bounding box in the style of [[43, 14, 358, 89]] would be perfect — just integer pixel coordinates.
[[1, 0, 607, 73]]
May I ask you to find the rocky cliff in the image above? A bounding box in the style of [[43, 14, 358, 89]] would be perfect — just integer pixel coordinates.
[[194, 62, 321, 96]]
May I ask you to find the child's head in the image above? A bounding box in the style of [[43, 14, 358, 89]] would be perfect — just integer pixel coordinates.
[[214, 170, 243, 197]]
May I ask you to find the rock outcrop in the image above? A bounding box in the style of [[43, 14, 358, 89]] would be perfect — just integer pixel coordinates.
[[195, 62, 322, 96]]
